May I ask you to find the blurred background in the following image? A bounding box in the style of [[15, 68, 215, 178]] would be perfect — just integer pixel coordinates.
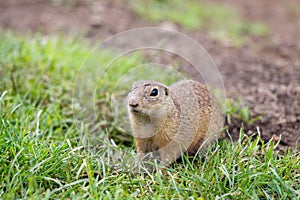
[[0, 0, 299, 150], [1, 0, 299, 44]]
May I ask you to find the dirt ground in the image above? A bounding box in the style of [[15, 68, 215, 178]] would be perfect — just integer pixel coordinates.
[[0, 0, 299, 151]]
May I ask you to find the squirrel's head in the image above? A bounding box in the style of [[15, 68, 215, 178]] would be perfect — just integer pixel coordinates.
[[127, 80, 172, 120]]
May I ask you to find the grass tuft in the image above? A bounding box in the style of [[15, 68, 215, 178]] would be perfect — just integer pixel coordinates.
[[223, 97, 262, 125]]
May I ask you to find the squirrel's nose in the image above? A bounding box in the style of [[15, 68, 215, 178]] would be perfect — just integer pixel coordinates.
[[129, 99, 139, 107]]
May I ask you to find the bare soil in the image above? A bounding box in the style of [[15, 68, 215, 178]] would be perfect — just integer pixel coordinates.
[[0, 0, 299, 151]]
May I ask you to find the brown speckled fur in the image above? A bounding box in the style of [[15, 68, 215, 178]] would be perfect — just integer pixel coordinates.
[[127, 80, 223, 166]]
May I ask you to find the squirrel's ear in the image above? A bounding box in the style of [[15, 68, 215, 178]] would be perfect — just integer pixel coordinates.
[[165, 87, 169, 96]]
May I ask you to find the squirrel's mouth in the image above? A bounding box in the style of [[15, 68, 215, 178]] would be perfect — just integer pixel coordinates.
[[131, 109, 142, 113], [129, 107, 146, 114]]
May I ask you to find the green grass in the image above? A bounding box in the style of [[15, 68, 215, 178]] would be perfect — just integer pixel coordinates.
[[130, 0, 268, 45], [1, 33, 299, 199], [224, 97, 263, 125]]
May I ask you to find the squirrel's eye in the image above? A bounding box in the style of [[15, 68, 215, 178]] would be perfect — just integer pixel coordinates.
[[150, 88, 158, 96]]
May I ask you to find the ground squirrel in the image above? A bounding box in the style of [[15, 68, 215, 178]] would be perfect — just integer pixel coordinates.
[[127, 80, 223, 166]]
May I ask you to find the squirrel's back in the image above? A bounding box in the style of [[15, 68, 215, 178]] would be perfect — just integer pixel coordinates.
[[170, 80, 222, 154]]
